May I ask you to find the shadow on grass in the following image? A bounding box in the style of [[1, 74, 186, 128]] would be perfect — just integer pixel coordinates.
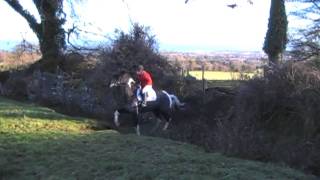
[[0, 131, 315, 180]]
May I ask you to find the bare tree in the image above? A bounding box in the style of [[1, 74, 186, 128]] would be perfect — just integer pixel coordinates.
[[288, 0, 320, 60], [4, 0, 87, 72], [4, 0, 66, 61], [185, 0, 254, 6]]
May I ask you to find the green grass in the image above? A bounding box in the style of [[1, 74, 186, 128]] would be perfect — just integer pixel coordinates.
[[0, 97, 316, 179]]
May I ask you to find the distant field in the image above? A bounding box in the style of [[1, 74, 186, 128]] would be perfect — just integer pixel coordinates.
[[188, 71, 259, 80], [0, 52, 40, 71]]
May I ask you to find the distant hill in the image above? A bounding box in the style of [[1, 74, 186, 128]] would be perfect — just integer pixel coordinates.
[[161, 51, 266, 62], [0, 40, 21, 51], [162, 51, 264, 72]]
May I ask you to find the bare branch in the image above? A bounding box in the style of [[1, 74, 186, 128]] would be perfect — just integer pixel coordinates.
[[4, 0, 41, 34], [66, 24, 104, 52]]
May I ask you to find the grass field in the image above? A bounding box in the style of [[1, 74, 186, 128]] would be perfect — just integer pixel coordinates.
[[188, 71, 259, 80], [0, 97, 316, 179]]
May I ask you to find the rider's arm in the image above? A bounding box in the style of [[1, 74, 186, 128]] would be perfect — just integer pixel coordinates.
[[144, 71, 153, 85]]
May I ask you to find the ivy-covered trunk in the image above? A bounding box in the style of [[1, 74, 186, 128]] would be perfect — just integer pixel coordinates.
[[37, 0, 66, 59]]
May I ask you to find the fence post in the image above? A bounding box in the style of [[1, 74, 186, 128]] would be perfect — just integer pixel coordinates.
[[202, 63, 205, 95]]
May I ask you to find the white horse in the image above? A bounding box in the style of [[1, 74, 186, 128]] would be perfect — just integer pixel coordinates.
[[110, 73, 185, 135]]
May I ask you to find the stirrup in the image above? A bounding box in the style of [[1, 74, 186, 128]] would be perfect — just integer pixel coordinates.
[[140, 101, 147, 107]]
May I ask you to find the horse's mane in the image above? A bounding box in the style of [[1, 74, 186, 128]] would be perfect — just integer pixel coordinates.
[[111, 71, 133, 83]]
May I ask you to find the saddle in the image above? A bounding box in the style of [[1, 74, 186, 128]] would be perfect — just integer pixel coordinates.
[[136, 87, 157, 102]]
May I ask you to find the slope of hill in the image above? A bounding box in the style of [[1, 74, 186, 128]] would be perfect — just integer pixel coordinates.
[[0, 97, 316, 179]]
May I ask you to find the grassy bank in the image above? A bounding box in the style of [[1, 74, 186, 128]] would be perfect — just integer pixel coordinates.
[[0, 97, 315, 179]]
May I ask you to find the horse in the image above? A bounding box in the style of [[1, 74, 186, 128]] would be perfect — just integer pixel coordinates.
[[109, 72, 185, 135]]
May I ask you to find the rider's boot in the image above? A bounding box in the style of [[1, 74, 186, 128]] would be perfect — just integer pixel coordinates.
[[141, 93, 147, 107]]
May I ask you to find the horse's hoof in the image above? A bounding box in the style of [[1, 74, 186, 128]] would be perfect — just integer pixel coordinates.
[[136, 126, 141, 135], [163, 122, 169, 130], [114, 118, 120, 127]]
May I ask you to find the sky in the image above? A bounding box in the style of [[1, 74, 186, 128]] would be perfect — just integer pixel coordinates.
[[0, 0, 307, 52]]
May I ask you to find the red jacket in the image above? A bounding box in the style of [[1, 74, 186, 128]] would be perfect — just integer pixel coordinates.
[[137, 70, 153, 88]]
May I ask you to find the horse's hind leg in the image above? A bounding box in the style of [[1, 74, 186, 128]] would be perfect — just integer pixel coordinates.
[[135, 124, 141, 136], [162, 113, 172, 131], [151, 111, 162, 132], [163, 118, 171, 130], [153, 119, 162, 131]]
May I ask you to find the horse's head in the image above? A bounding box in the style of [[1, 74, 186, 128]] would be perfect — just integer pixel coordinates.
[[109, 72, 135, 88], [109, 72, 138, 106]]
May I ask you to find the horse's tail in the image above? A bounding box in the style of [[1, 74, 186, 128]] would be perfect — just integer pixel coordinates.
[[162, 90, 185, 110], [170, 94, 186, 110], [161, 90, 173, 108]]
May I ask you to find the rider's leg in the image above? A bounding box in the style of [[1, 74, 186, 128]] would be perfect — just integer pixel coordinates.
[[136, 86, 142, 102], [141, 92, 147, 106], [141, 85, 151, 107]]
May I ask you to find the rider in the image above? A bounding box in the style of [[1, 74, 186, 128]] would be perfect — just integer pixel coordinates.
[[136, 65, 154, 107]]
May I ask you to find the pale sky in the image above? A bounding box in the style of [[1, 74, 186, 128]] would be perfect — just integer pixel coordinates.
[[0, 0, 307, 52]]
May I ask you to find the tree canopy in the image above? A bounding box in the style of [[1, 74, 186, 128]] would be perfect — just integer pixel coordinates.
[[263, 0, 288, 65]]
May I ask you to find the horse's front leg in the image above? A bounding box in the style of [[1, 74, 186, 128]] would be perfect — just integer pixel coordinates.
[[158, 111, 172, 131], [114, 110, 120, 127], [151, 111, 162, 132], [134, 107, 141, 136], [151, 118, 162, 133], [135, 116, 141, 135]]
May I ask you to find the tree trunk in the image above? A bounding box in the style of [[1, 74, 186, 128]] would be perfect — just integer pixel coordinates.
[[268, 53, 281, 66], [37, 0, 65, 60]]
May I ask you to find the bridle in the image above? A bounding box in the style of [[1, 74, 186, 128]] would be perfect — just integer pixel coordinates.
[[110, 77, 139, 108]]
